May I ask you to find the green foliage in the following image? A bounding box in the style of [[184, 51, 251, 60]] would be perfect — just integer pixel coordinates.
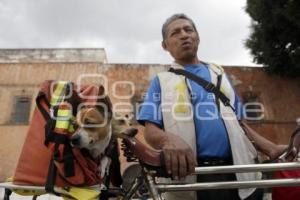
[[245, 0, 300, 77]]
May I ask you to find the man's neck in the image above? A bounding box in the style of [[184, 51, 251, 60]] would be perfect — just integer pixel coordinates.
[[175, 57, 201, 66]]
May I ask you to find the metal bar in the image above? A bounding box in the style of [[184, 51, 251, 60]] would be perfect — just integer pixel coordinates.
[[144, 172, 163, 200], [194, 162, 300, 174], [0, 182, 102, 192], [0, 182, 46, 191], [156, 178, 300, 191], [123, 174, 144, 200]]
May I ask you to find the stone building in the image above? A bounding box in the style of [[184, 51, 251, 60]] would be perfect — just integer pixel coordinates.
[[0, 48, 299, 182]]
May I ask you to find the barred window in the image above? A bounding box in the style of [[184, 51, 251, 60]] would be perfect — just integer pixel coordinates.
[[10, 96, 32, 124]]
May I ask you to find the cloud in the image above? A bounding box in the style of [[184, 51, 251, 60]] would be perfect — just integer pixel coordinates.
[[0, 0, 257, 66]]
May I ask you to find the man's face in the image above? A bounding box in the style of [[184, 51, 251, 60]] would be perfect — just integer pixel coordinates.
[[162, 19, 200, 63]]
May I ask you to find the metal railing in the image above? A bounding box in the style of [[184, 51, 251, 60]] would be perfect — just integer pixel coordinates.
[[2, 162, 300, 199], [154, 162, 300, 192], [194, 162, 300, 174]]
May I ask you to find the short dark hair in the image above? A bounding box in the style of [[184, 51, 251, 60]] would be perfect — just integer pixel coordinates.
[[162, 13, 198, 41]]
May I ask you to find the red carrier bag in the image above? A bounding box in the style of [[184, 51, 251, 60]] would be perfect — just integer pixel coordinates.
[[272, 170, 300, 200], [13, 80, 113, 193]]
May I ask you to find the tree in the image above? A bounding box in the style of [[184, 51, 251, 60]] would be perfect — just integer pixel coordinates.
[[245, 0, 300, 77]]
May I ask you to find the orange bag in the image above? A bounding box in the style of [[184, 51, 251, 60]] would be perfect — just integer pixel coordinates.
[[13, 80, 112, 193]]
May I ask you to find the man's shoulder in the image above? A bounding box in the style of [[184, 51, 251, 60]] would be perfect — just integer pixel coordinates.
[[157, 69, 177, 79], [207, 62, 225, 75]]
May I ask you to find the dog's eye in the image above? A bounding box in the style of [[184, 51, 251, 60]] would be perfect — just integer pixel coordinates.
[[84, 119, 96, 125], [87, 127, 97, 132], [119, 119, 125, 124]]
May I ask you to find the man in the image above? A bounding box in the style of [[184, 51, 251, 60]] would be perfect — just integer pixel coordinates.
[[137, 13, 282, 200]]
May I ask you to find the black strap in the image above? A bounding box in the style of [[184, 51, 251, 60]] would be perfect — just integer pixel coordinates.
[[168, 68, 234, 111], [36, 92, 51, 121], [44, 120, 55, 146], [63, 144, 75, 177], [44, 105, 59, 146], [45, 132, 69, 144], [216, 74, 222, 112], [45, 143, 60, 195]]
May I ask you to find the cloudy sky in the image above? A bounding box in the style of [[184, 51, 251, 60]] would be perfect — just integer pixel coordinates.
[[0, 0, 257, 66]]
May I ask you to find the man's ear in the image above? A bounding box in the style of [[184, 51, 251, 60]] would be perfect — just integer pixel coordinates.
[[196, 34, 200, 45], [161, 40, 167, 51]]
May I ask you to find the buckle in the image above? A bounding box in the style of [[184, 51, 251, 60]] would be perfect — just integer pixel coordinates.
[[198, 158, 231, 166], [204, 83, 215, 91]]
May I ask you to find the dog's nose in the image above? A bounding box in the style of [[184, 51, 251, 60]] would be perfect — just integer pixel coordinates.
[[126, 128, 138, 137], [71, 135, 81, 146]]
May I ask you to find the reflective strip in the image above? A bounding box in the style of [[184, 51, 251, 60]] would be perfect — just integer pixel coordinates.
[[55, 114, 76, 132], [174, 81, 190, 113], [55, 108, 73, 130], [57, 109, 71, 118], [56, 120, 70, 129], [50, 81, 67, 105]]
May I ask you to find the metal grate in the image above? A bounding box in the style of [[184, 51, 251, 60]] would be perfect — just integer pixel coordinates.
[[10, 96, 32, 124]]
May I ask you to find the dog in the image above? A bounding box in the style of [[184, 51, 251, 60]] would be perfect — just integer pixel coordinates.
[[70, 99, 138, 178], [70, 105, 112, 178], [71, 106, 112, 156], [111, 112, 138, 138]]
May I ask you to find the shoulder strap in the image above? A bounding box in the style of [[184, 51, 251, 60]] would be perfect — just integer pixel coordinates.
[[216, 74, 223, 111], [168, 68, 235, 111]]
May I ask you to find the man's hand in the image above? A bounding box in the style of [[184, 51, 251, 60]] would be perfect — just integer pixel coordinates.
[[267, 144, 300, 162], [144, 121, 197, 180], [268, 145, 287, 161], [160, 133, 196, 180]]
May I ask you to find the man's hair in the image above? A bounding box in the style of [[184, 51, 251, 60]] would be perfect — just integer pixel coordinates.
[[162, 13, 198, 41]]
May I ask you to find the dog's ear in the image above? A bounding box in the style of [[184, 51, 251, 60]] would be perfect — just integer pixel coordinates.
[[97, 85, 113, 120]]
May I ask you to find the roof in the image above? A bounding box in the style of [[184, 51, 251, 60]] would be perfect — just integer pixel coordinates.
[[0, 48, 107, 63]]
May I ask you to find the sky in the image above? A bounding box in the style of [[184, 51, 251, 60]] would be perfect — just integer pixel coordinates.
[[0, 0, 258, 66]]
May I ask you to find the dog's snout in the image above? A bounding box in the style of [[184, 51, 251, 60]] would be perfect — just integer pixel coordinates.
[[126, 128, 138, 137], [71, 135, 81, 146]]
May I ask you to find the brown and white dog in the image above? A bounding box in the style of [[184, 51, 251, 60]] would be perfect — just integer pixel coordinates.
[[71, 107, 112, 158], [111, 112, 138, 138], [70, 97, 137, 178], [70, 104, 113, 178]]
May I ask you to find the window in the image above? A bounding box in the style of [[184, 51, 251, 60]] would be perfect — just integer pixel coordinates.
[[10, 96, 32, 124]]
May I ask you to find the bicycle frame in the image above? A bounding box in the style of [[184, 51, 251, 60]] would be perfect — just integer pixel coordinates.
[[120, 161, 300, 200]]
